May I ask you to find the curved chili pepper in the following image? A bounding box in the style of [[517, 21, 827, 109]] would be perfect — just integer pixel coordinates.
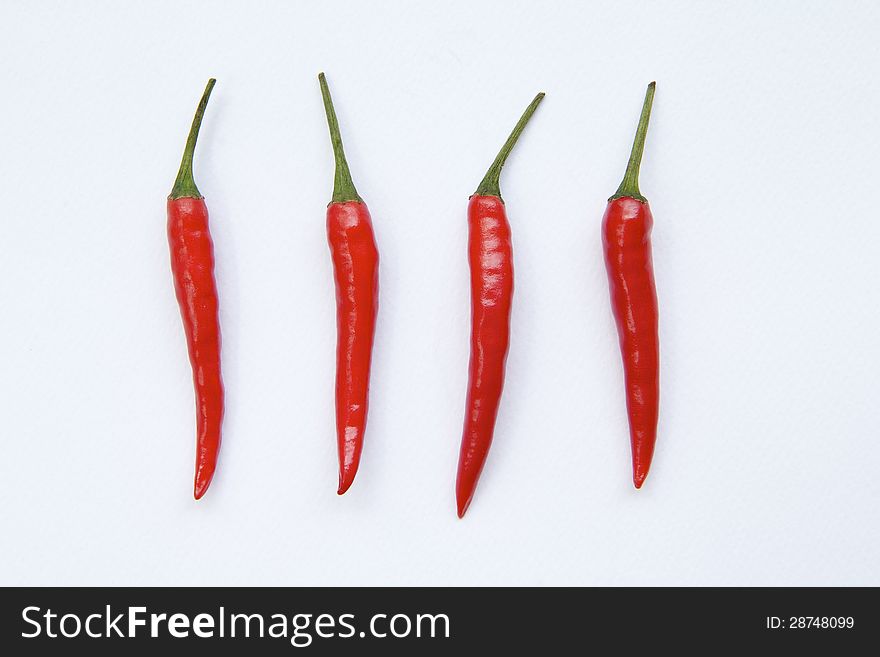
[[456, 93, 545, 518], [602, 82, 660, 489], [318, 73, 380, 495], [167, 79, 224, 500]]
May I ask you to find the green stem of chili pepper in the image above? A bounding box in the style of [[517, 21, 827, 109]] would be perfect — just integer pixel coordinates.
[[170, 78, 216, 200], [474, 92, 545, 200], [318, 72, 363, 204], [611, 81, 656, 202]]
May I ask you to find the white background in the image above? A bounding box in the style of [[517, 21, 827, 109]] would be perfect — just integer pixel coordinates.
[[1, 0, 878, 586]]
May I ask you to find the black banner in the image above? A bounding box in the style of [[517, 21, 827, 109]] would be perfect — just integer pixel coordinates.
[[0, 587, 873, 653]]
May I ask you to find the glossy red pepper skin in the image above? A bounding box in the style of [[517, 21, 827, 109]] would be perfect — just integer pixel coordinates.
[[327, 201, 379, 494], [456, 93, 544, 518], [456, 194, 514, 517], [602, 197, 659, 488], [167, 196, 224, 499], [167, 79, 223, 500]]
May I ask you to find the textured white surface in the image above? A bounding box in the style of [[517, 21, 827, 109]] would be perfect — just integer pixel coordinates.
[[0, 0, 878, 586]]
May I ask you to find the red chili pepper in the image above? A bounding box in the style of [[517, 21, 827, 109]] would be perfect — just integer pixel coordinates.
[[602, 82, 660, 489], [318, 73, 380, 495], [167, 79, 224, 500], [456, 93, 545, 518]]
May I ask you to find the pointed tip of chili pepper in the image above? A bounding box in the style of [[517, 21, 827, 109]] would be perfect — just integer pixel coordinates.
[[633, 468, 649, 489], [337, 471, 355, 496], [194, 479, 210, 500], [456, 491, 472, 518], [193, 459, 217, 500]]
